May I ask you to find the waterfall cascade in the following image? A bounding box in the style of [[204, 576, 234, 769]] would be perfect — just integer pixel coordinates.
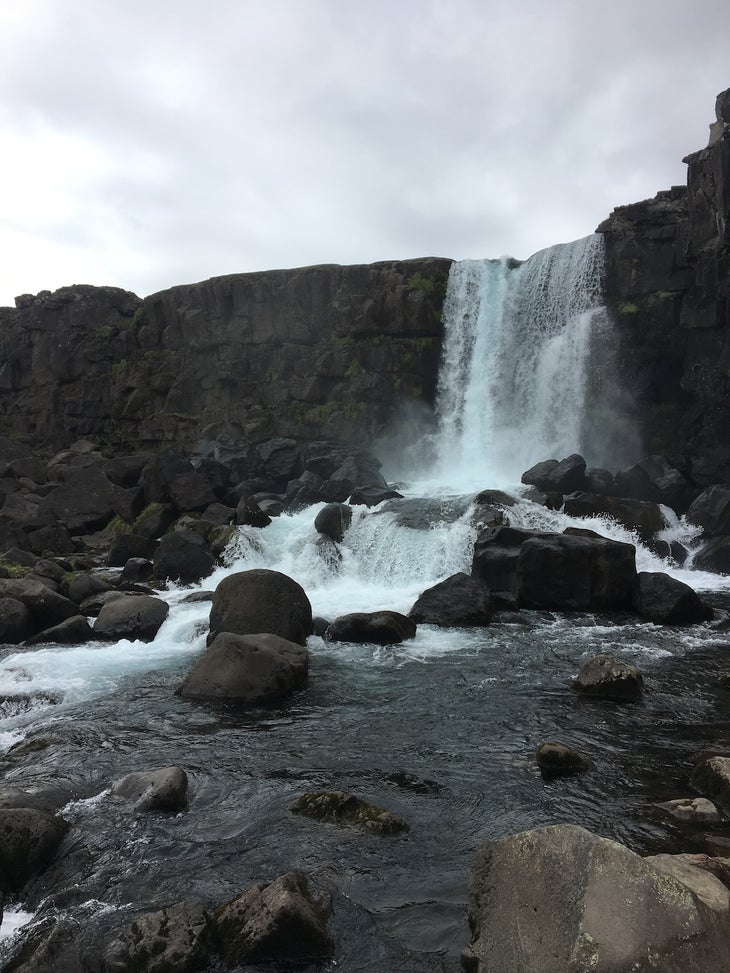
[[428, 234, 637, 490]]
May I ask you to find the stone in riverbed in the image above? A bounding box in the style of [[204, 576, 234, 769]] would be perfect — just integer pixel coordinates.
[[25, 614, 95, 645], [111, 766, 188, 813], [658, 797, 724, 825], [535, 741, 592, 776], [213, 871, 333, 967], [93, 594, 169, 642], [314, 502, 352, 542], [104, 899, 214, 973], [209, 568, 312, 645], [0, 596, 33, 643], [153, 529, 214, 584], [290, 790, 409, 835], [325, 610, 416, 645], [0, 807, 69, 893], [409, 572, 494, 626], [177, 632, 308, 703], [572, 653, 644, 701], [634, 571, 713, 624], [690, 755, 730, 813]]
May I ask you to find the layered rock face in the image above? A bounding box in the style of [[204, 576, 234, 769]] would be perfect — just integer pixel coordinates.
[[599, 89, 730, 486], [0, 260, 451, 453]]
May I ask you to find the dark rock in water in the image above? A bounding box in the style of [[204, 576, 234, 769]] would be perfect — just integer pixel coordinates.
[[471, 526, 548, 598], [181, 590, 214, 604], [691, 756, 730, 813], [474, 489, 517, 508], [463, 823, 730, 973], [615, 455, 693, 512], [65, 572, 113, 605], [284, 470, 325, 510], [409, 572, 494, 627], [325, 610, 416, 645], [94, 594, 169, 642], [312, 616, 331, 636], [235, 496, 271, 527], [521, 454, 587, 493], [153, 529, 214, 584], [314, 502, 352, 543], [694, 537, 730, 574], [209, 569, 312, 646], [562, 492, 665, 541], [348, 486, 403, 507], [634, 571, 713, 624], [518, 534, 637, 611], [177, 632, 308, 703], [111, 766, 188, 813], [104, 899, 214, 973], [585, 467, 617, 495], [26, 615, 95, 645], [573, 653, 643, 701], [290, 791, 409, 834], [0, 596, 33, 643], [120, 557, 154, 584], [535, 742, 592, 776], [214, 871, 333, 967], [0, 807, 69, 893], [320, 455, 388, 504], [0, 578, 78, 628], [0, 692, 63, 718], [687, 486, 730, 537]]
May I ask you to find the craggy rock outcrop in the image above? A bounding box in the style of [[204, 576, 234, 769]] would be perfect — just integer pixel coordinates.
[[104, 899, 214, 973], [598, 89, 730, 486], [0, 260, 451, 453], [463, 824, 730, 973]]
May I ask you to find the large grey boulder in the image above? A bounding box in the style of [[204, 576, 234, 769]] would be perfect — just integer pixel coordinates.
[[213, 872, 332, 967], [463, 824, 730, 973], [112, 767, 188, 813], [209, 569, 312, 645], [634, 571, 713, 624], [94, 595, 169, 642], [177, 632, 308, 703]]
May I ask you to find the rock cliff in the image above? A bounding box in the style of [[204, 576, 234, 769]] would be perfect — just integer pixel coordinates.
[[0, 259, 451, 453], [599, 88, 730, 486]]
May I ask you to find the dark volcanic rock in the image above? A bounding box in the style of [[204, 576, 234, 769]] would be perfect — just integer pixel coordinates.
[[94, 594, 169, 642], [290, 790, 409, 834], [314, 502, 353, 543], [0, 578, 78, 628], [26, 615, 95, 645], [634, 571, 714, 624], [177, 632, 308, 703], [153, 529, 214, 584], [213, 871, 333, 967], [409, 572, 494, 626], [562, 492, 665, 542], [615, 455, 693, 512], [694, 537, 730, 574], [687, 486, 730, 537], [0, 596, 33, 643], [521, 454, 587, 493], [535, 742, 592, 776], [104, 899, 214, 973], [325, 610, 416, 645], [209, 569, 312, 645], [37, 465, 120, 533], [0, 807, 69, 892], [573, 653, 644, 701], [471, 526, 548, 598]]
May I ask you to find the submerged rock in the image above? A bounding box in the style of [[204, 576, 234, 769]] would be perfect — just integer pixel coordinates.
[[535, 741, 592, 776], [572, 653, 644, 701], [290, 790, 409, 835]]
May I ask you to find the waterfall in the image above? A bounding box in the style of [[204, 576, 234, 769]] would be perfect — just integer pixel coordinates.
[[430, 234, 636, 489]]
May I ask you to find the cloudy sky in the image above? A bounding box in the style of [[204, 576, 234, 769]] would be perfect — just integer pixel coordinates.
[[1, 0, 728, 306]]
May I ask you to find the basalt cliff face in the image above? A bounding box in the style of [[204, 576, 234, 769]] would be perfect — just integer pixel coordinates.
[[0, 259, 451, 453], [599, 88, 730, 486]]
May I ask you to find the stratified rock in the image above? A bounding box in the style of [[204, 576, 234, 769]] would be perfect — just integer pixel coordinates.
[[463, 823, 730, 973], [0, 807, 69, 892], [409, 572, 494, 626], [213, 872, 333, 967], [691, 756, 730, 813], [290, 791, 409, 834], [634, 571, 714, 624], [104, 899, 214, 973], [535, 742, 592, 776], [314, 502, 352, 543], [94, 595, 169, 642], [325, 610, 416, 645], [153, 529, 214, 584], [573, 654, 644, 701], [112, 767, 188, 813], [177, 632, 308, 703], [209, 569, 312, 645]]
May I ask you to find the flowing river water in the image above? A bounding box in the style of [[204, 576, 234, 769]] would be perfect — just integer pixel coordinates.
[[1, 238, 730, 971]]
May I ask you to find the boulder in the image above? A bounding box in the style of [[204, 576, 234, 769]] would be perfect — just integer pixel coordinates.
[[518, 534, 637, 610], [284, 471, 325, 510], [26, 521, 75, 555], [521, 454, 587, 492], [687, 485, 730, 537], [694, 537, 730, 574], [26, 615, 95, 646], [120, 557, 154, 584], [108, 531, 158, 567], [111, 766, 188, 812], [658, 797, 723, 825], [615, 455, 693, 512], [37, 465, 120, 533], [348, 486, 403, 507], [104, 899, 214, 973], [290, 791, 409, 835], [319, 455, 388, 504], [314, 502, 352, 543], [409, 572, 494, 626], [66, 572, 113, 604], [562, 492, 665, 541], [0, 807, 69, 892], [691, 756, 730, 813], [0, 578, 78, 628], [325, 610, 416, 645], [140, 452, 217, 512], [585, 467, 617, 495], [535, 741, 592, 776], [153, 530, 214, 584], [177, 632, 308, 703], [634, 571, 713, 624], [463, 824, 730, 973], [94, 595, 169, 642], [209, 569, 312, 645], [213, 872, 332, 967], [471, 526, 548, 597], [133, 502, 177, 539], [573, 653, 644, 701], [0, 597, 33, 643], [235, 496, 271, 527], [645, 854, 730, 913]]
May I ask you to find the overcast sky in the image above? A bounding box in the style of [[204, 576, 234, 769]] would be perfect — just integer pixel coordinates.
[[1, 0, 728, 306]]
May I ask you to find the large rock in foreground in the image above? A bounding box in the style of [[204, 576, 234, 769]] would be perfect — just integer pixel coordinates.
[[409, 572, 494, 627], [634, 571, 713, 625], [0, 807, 69, 893], [177, 632, 308, 703], [209, 569, 312, 645], [463, 824, 730, 973], [104, 899, 213, 973]]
